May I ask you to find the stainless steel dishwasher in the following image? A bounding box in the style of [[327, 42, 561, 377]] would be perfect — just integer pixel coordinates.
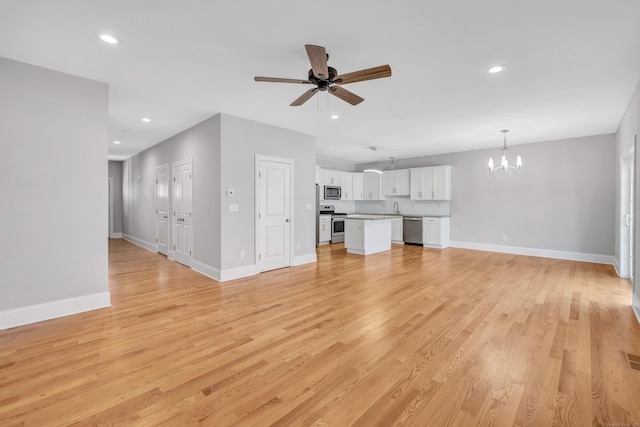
[[403, 216, 423, 245]]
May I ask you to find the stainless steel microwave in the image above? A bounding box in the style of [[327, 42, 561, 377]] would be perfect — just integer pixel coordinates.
[[324, 185, 341, 200]]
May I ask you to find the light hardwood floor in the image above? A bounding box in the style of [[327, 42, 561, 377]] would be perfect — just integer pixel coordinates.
[[1, 239, 640, 426]]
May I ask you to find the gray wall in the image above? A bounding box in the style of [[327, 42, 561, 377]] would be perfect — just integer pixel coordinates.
[[358, 134, 616, 256], [123, 115, 222, 268], [220, 114, 316, 270], [108, 161, 123, 234], [0, 57, 109, 310], [122, 113, 316, 274]]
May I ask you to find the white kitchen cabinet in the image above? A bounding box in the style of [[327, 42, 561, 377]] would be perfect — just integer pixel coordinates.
[[422, 217, 450, 248], [322, 169, 340, 186], [382, 169, 410, 196], [363, 172, 384, 200], [352, 173, 364, 200], [391, 217, 403, 243], [410, 166, 451, 200], [340, 171, 353, 200], [319, 215, 332, 244]]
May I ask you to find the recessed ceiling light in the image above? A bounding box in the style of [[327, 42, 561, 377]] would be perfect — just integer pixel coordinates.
[[141, 118, 151, 123], [330, 115, 339, 120], [113, 140, 121, 144], [488, 65, 506, 74], [97, 33, 120, 45]]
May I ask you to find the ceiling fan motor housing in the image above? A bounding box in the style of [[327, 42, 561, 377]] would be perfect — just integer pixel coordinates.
[[308, 66, 338, 90]]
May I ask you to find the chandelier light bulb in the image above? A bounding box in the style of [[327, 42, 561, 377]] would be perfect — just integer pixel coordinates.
[[488, 129, 522, 173]]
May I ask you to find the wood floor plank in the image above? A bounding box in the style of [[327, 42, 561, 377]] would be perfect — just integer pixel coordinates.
[[1, 239, 640, 426]]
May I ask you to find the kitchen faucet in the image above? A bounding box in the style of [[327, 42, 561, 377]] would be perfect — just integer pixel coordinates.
[[393, 201, 400, 214]]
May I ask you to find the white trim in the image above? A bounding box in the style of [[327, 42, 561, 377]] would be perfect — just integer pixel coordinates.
[[294, 253, 317, 266], [633, 292, 640, 325], [449, 240, 615, 265], [255, 155, 295, 273], [108, 177, 114, 239], [0, 292, 111, 330], [191, 260, 259, 282], [221, 265, 259, 282], [123, 233, 156, 252], [613, 257, 622, 277], [111, 232, 123, 239], [191, 260, 221, 281]]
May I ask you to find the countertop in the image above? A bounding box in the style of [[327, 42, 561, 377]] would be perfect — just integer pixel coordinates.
[[346, 214, 398, 220], [353, 213, 450, 218]]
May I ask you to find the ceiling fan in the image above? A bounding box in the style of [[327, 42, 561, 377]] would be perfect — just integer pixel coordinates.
[[254, 45, 392, 106]]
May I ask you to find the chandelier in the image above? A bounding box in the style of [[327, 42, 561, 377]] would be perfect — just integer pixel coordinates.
[[488, 129, 522, 172]]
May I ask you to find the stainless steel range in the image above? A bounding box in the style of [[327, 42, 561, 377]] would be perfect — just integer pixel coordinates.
[[319, 205, 348, 244]]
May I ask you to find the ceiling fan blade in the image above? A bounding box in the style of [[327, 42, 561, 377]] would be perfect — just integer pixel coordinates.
[[254, 76, 312, 84], [290, 87, 319, 106], [334, 65, 392, 85], [305, 45, 329, 80], [328, 85, 364, 105]]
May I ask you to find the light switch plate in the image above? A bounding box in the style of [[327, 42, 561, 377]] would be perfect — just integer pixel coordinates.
[[305, 203, 312, 210], [229, 204, 239, 212]]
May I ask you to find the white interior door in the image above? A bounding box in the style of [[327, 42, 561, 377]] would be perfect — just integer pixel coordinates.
[[173, 159, 192, 267], [630, 152, 635, 282], [155, 164, 169, 256], [258, 158, 292, 272]]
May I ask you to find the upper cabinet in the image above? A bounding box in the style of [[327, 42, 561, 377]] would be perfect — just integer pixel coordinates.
[[409, 166, 451, 200], [382, 170, 410, 196], [363, 172, 384, 200], [352, 173, 364, 200], [340, 171, 354, 200], [322, 169, 341, 187]]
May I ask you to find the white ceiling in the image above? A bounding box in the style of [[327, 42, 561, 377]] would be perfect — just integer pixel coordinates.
[[2, 1, 640, 163]]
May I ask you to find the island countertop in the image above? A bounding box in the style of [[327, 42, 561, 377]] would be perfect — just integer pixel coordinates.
[[346, 214, 398, 220]]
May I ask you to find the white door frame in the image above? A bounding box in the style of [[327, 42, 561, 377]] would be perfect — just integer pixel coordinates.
[[155, 163, 170, 255], [108, 177, 114, 239], [172, 158, 193, 265], [254, 154, 294, 272]]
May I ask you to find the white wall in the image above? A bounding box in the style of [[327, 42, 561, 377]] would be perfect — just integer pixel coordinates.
[[358, 134, 616, 261], [0, 58, 110, 329], [616, 77, 640, 321]]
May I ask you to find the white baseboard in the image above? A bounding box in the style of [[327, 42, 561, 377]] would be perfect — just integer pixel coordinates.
[[191, 260, 258, 282], [612, 258, 622, 277], [109, 232, 123, 239], [191, 260, 221, 281], [449, 241, 615, 265], [294, 253, 317, 266], [0, 292, 111, 330], [123, 233, 156, 253], [634, 293, 640, 325], [221, 264, 258, 282]]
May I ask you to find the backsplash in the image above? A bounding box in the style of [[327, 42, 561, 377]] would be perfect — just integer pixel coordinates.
[[355, 197, 451, 216], [322, 200, 357, 213]]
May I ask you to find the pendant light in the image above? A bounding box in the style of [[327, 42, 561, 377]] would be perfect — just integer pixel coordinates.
[[364, 146, 383, 174], [488, 129, 522, 172]]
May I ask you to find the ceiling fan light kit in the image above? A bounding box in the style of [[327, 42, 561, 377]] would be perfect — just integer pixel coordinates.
[[488, 129, 522, 172], [254, 44, 392, 107]]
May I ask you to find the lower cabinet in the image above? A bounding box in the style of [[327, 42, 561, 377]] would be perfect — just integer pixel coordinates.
[[319, 215, 332, 244], [422, 217, 450, 248], [391, 217, 403, 243]]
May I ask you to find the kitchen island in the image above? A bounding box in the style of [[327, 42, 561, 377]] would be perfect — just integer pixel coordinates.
[[344, 215, 396, 255]]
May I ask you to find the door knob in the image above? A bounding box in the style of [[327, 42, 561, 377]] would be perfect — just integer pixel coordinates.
[[286, 219, 290, 222]]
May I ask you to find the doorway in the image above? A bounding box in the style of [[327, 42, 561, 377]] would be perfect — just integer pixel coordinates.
[[256, 155, 293, 272]]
